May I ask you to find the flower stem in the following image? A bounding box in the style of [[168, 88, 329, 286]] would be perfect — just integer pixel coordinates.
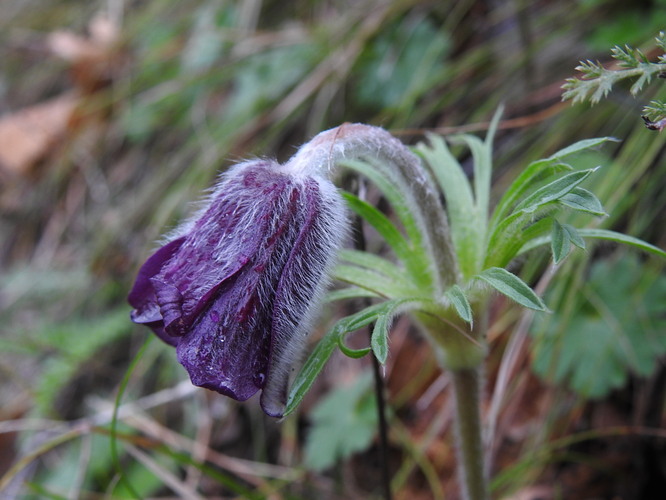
[[370, 338, 393, 500], [451, 367, 488, 500], [353, 182, 393, 500]]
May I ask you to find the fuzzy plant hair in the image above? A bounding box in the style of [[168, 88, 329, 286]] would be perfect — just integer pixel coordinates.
[[128, 156, 347, 417], [128, 122, 456, 417]]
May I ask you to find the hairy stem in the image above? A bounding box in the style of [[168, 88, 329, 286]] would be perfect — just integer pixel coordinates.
[[451, 367, 488, 500], [370, 340, 393, 500], [287, 123, 460, 291], [428, 305, 489, 499]]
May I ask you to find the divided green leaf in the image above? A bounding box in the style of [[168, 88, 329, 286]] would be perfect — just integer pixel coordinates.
[[303, 372, 377, 471], [531, 255, 666, 399]]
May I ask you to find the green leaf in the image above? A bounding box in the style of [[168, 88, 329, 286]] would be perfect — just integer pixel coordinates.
[[491, 137, 614, 230], [337, 249, 410, 284], [343, 302, 393, 331], [326, 287, 380, 303], [531, 255, 666, 398], [370, 298, 440, 364], [285, 323, 344, 416], [486, 207, 557, 269], [546, 137, 617, 160], [337, 335, 371, 359], [515, 168, 597, 214], [518, 228, 666, 258], [490, 161, 572, 230], [548, 220, 586, 263], [340, 160, 433, 289], [415, 134, 480, 278], [303, 372, 377, 471], [285, 304, 386, 416], [551, 220, 570, 264], [341, 159, 425, 257], [444, 284, 473, 325], [475, 267, 548, 311], [559, 187, 606, 216], [371, 312, 392, 364], [341, 192, 412, 264], [467, 105, 501, 216], [576, 229, 666, 258], [333, 264, 403, 298], [563, 224, 586, 250]]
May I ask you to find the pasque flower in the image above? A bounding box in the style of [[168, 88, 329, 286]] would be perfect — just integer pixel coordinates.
[[128, 156, 346, 417]]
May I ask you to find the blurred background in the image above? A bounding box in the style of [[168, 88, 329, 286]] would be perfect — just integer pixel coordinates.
[[1, 0, 665, 499]]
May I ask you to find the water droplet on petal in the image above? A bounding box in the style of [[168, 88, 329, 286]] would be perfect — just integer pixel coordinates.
[[253, 372, 266, 388]]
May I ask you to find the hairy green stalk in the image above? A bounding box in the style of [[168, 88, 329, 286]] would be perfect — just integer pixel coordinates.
[[451, 368, 488, 500]]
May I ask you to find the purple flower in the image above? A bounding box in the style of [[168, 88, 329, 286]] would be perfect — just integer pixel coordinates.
[[128, 159, 346, 417]]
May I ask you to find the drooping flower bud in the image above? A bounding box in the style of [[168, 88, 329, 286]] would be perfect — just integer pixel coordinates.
[[128, 158, 347, 417]]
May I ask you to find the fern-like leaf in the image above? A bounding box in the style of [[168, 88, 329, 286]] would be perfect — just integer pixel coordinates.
[[563, 33, 666, 112]]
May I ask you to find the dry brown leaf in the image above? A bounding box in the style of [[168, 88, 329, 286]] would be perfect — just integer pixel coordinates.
[[47, 14, 118, 63], [0, 14, 121, 177], [0, 93, 79, 175], [47, 14, 121, 92]]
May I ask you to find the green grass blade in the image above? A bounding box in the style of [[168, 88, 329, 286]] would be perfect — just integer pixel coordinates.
[[111, 336, 153, 500]]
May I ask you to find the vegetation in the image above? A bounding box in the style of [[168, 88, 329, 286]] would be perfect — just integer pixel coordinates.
[[1, 1, 665, 499]]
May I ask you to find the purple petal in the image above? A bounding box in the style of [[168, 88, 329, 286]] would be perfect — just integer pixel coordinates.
[[260, 177, 346, 416], [128, 160, 346, 417], [128, 237, 186, 346]]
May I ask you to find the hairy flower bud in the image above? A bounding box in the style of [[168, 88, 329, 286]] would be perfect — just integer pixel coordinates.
[[128, 159, 346, 417]]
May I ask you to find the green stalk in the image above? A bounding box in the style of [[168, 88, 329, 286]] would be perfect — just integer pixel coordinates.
[[419, 307, 489, 500], [451, 367, 488, 500]]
